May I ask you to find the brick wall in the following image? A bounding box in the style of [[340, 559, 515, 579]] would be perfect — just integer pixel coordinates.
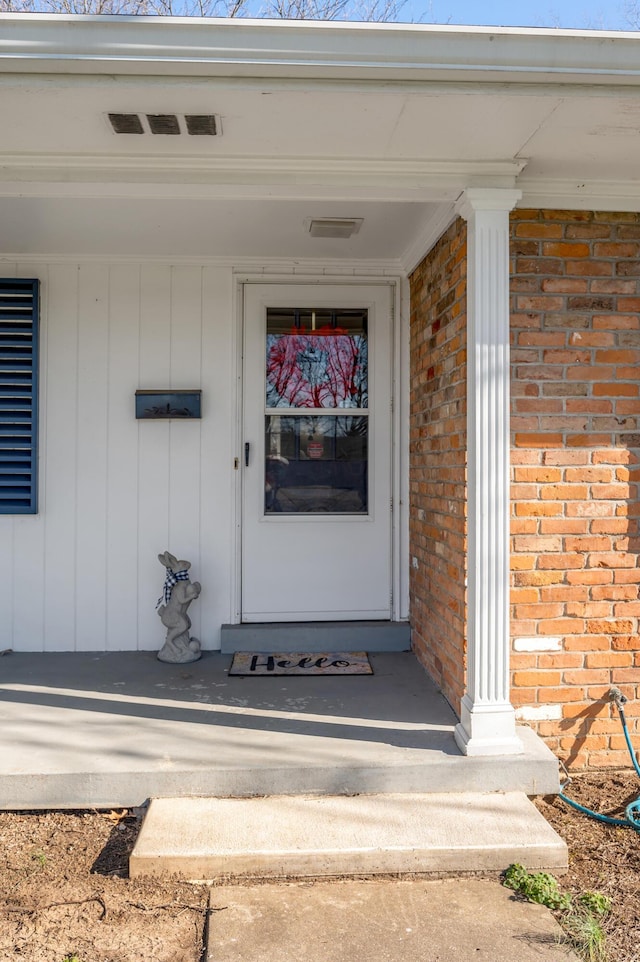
[[409, 218, 467, 712], [510, 210, 640, 769]]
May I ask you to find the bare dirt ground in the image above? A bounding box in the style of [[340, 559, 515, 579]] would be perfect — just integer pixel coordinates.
[[0, 771, 638, 962], [0, 807, 209, 962], [535, 770, 640, 962]]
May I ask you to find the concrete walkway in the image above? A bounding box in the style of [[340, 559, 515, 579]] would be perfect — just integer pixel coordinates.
[[0, 651, 559, 809], [206, 878, 578, 962]]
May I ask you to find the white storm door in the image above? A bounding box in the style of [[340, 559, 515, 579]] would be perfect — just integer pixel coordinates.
[[241, 283, 393, 622]]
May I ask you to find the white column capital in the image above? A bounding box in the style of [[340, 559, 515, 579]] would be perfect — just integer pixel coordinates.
[[455, 188, 522, 221]]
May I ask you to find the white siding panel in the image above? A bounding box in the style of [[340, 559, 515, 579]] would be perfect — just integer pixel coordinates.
[[76, 264, 109, 650], [168, 267, 203, 642], [169, 266, 203, 390], [12, 515, 45, 650], [0, 520, 15, 650], [138, 266, 171, 651], [199, 267, 235, 646], [43, 265, 79, 651], [106, 264, 141, 651], [138, 418, 171, 651], [168, 420, 203, 641]]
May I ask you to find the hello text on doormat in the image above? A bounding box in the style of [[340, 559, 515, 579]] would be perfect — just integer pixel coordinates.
[[229, 652, 373, 676]]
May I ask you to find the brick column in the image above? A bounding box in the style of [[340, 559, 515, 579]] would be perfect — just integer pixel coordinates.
[[454, 188, 524, 756]]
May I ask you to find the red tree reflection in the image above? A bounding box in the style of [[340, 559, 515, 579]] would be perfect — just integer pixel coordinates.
[[266, 330, 367, 409]]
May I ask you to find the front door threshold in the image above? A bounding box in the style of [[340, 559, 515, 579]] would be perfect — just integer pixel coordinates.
[[220, 621, 411, 654]]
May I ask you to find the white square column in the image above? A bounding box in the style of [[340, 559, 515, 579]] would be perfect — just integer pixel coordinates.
[[454, 188, 523, 756]]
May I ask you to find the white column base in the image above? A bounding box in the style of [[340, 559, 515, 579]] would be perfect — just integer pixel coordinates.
[[454, 695, 524, 756]]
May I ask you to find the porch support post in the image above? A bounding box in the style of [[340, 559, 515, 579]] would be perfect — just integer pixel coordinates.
[[454, 187, 523, 756]]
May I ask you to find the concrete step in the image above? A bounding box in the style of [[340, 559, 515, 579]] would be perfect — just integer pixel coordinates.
[[129, 792, 568, 881], [220, 621, 411, 653]]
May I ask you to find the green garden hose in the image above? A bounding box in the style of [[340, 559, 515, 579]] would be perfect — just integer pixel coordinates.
[[558, 687, 640, 833]]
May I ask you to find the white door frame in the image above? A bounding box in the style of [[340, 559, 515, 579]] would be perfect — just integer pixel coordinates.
[[230, 273, 407, 625]]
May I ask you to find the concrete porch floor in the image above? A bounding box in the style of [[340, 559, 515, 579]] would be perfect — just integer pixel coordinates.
[[0, 651, 559, 810]]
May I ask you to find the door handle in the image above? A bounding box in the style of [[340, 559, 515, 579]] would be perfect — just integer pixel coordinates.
[[245, 442, 250, 467]]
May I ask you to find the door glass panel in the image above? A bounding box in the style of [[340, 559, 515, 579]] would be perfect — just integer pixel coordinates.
[[264, 306, 369, 516], [266, 308, 368, 409], [265, 415, 368, 514]]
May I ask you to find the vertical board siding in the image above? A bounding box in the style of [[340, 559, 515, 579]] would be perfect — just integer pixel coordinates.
[[43, 265, 79, 651], [137, 266, 172, 651], [76, 264, 109, 650], [200, 267, 235, 640], [106, 264, 141, 651], [168, 267, 204, 644], [1, 261, 234, 652]]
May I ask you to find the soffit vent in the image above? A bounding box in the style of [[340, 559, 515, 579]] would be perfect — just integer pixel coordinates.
[[107, 113, 221, 136], [306, 218, 364, 239], [108, 113, 144, 135], [185, 114, 218, 136], [147, 114, 181, 135]]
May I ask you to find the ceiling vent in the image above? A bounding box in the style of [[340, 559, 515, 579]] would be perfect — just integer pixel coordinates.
[[107, 113, 221, 136], [108, 113, 144, 135], [306, 218, 364, 239]]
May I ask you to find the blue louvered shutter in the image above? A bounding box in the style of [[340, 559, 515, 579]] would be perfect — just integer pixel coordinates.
[[0, 279, 39, 514]]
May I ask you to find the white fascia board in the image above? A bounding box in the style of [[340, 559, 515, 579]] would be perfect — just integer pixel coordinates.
[[519, 177, 640, 212], [2, 14, 640, 85]]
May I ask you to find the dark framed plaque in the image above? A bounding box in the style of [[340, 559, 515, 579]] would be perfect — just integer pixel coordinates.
[[135, 390, 202, 419]]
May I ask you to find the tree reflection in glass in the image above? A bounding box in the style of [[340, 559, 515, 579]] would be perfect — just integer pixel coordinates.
[[266, 309, 368, 410], [264, 308, 369, 515]]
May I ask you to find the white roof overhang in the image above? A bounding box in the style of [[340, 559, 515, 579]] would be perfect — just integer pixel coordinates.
[[2, 14, 640, 268], [3, 15, 640, 83]]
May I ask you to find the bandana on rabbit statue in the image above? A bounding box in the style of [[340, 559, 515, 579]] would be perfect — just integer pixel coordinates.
[[156, 551, 202, 664]]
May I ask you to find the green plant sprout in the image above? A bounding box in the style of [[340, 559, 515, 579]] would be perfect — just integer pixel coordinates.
[[503, 863, 571, 910], [504, 864, 611, 962]]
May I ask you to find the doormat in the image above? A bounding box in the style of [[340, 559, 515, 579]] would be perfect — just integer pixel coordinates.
[[229, 651, 373, 676]]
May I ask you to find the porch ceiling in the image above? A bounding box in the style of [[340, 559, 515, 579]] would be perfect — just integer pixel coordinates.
[[2, 16, 640, 263], [0, 195, 435, 261]]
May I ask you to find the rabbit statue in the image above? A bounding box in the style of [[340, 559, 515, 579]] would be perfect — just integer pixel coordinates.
[[156, 550, 202, 664]]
